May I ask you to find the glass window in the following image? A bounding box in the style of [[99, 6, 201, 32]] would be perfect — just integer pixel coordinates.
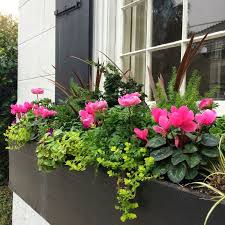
[[124, 0, 133, 5], [119, 0, 225, 113], [152, 47, 181, 90], [188, 0, 225, 37], [123, 53, 146, 85], [187, 37, 225, 100], [153, 0, 183, 46], [123, 1, 147, 53]]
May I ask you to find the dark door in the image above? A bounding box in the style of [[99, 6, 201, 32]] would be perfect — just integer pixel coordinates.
[[55, 0, 93, 99]]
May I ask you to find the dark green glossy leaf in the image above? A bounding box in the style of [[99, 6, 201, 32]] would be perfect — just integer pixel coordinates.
[[171, 150, 187, 166], [153, 161, 171, 175], [186, 133, 201, 142], [185, 167, 198, 180], [148, 136, 166, 149], [183, 144, 198, 154], [201, 134, 219, 147], [201, 147, 219, 158], [200, 157, 208, 166], [186, 153, 201, 168], [167, 163, 186, 183], [150, 147, 173, 161]]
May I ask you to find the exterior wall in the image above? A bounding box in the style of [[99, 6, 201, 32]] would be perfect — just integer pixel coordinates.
[[15, 0, 56, 224], [18, 0, 55, 103]]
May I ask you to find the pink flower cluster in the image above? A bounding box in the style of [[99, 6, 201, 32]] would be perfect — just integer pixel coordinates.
[[85, 100, 108, 114], [11, 101, 57, 119], [11, 102, 33, 117], [151, 101, 217, 136], [79, 100, 108, 128], [79, 110, 95, 129], [118, 92, 141, 107], [33, 105, 57, 118]]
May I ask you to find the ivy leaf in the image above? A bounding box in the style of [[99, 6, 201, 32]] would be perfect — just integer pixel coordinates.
[[186, 153, 202, 168], [201, 134, 219, 147], [148, 136, 166, 149], [171, 150, 187, 166], [201, 147, 219, 158], [167, 163, 186, 183], [150, 147, 173, 161], [153, 161, 171, 175], [185, 167, 198, 180], [183, 144, 198, 154]]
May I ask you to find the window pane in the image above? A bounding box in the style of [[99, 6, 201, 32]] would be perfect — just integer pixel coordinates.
[[153, 0, 183, 46], [187, 38, 225, 100], [124, 0, 133, 5], [152, 47, 181, 91], [123, 1, 147, 53], [122, 53, 146, 85], [188, 0, 225, 36]]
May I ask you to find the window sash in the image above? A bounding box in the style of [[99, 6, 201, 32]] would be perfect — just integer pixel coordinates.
[[117, 0, 225, 115]]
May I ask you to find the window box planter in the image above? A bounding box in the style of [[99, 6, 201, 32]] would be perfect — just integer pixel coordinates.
[[9, 144, 225, 225]]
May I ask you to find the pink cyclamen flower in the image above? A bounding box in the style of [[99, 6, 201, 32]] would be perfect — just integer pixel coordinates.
[[23, 102, 33, 111], [134, 128, 148, 141], [169, 106, 197, 133], [31, 88, 44, 95], [118, 92, 141, 107], [40, 108, 57, 118], [10, 104, 20, 115], [33, 106, 57, 118], [153, 115, 170, 137], [85, 100, 108, 115], [195, 109, 217, 126], [33, 105, 40, 117], [198, 98, 213, 110], [11, 102, 33, 115], [151, 108, 168, 123], [79, 110, 95, 129]]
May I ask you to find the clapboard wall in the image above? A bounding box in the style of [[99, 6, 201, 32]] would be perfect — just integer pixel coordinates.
[[15, 0, 56, 224]]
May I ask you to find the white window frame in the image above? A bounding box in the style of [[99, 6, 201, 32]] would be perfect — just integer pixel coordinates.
[[115, 0, 225, 116]]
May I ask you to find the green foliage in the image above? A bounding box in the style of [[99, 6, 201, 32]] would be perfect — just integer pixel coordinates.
[[63, 131, 92, 171], [0, 14, 17, 140], [96, 143, 155, 222], [103, 64, 122, 107], [37, 129, 66, 171], [193, 135, 225, 225], [51, 104, 81, 131], [0, 186, 12, 225], [0, 14, 17, 184], [150, 133, 220, 183], [156, 68, 216, 112], [210, 116, 225, 151], [4, 118, 32, 150], [66, 79, 95, 115], [103, 63, 145, 107]]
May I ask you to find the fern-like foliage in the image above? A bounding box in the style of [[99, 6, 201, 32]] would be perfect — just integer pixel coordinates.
[[156, 68, 216, 112]]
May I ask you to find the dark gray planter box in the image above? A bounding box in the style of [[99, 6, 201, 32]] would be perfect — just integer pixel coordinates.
[[9, 144, 225, 225]]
